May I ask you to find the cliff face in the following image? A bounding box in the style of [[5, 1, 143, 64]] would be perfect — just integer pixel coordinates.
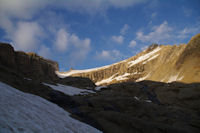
[[57, 34, 200, 85], [0, 43, 59, 80]]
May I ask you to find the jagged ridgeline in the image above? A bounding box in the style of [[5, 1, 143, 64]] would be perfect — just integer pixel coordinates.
[[56, 33, 200, 85]]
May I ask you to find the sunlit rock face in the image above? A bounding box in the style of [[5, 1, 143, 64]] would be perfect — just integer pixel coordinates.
[[57, 34, 200, 85]]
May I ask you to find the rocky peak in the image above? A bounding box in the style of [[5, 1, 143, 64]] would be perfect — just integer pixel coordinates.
[[146, 43, 159, 52]]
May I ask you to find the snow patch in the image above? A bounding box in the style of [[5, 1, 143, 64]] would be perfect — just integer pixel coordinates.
[[142, 54, 159, 64], [136, 73, 151, 82], [95, 86, 108, 91], [134, 96, 152, 103], [128, 47, 161, 67], [177, 76, 184, 81], [0, 82, 102, 133], [147, 54, 159, 61], [167, 75, 179, 83], [24, 77, 32, 80], [134, 96, 140, 101], [43, 83, 95, 96], [144, 100, 152, 103], [114, 73, 130, 81], [168, 74, 184, 83], [95, 73, 131, 85], [95, 74, 117, 86]]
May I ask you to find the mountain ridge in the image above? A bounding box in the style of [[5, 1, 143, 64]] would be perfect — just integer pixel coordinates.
[[57, 33, 200, 85]]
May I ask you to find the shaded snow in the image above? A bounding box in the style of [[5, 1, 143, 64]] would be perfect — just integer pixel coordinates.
[[128, 47, 161, 67], [0, 82, 102, 133], [144, 100, 152, 103], [43, 83, 95, 96], [134, 96, 152, 103], [24, 77, 32, 80], [95, 86, 108, 91], [134, 96, 140, 101]]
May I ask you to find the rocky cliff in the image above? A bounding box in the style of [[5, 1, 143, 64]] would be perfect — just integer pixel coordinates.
[[0, 42, 96, 88], [0, 43, 59, 81], [57, 34, 200, 85]]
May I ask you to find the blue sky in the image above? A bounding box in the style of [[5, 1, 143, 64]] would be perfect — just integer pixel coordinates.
[[0, 0, 200, 71]]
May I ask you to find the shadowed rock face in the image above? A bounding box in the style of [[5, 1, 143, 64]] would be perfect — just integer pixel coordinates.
[[0, 42, 59, 81], [59, 34, 200, 85], [0, 42, 96, 88]]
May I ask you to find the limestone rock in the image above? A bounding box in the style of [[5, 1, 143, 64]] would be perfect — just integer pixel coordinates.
[[57, 34, 200, 85]]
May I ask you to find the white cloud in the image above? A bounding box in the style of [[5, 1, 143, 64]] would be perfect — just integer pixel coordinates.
[[0, 0, 49, 28], [0, 0, 148, 18], [120, 24, 129, 35], [53, 28, 91, 64], [12, 21, 43, 52], [69, 34, 91, 63], [55, 29, 69, 52], [38, 45, 52, 58], [111, 35, 124, 44], [96, 49, 122, 61], [129, 40, 137, 48], [52, 0, 148, 14], [136, 21, 172, 43]]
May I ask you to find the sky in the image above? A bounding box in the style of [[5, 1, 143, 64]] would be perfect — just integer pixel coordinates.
[[0, 0, 200, 71]]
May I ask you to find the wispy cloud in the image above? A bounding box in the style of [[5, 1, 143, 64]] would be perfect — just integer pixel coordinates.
[[0, 0, 148, 18], [178, 26, 200, 39], [129, 40, 137, 48], [96, 49, 124, 61], [12, 21, 43, 52], [54, 29, 69, 52], [120, 24, 129, 35], [38, 45, 52, 58], [136, 21, 172, 43], [111, 35, 124, 44]]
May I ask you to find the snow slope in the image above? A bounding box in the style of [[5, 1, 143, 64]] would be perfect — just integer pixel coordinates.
[[0, 82, 102, 133], [128, 47, 161, 67], [43, 83, 95, 96]]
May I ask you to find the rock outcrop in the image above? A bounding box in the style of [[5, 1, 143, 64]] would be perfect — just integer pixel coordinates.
[[0, 42, 59, 81], [57, 34, 200, 85]]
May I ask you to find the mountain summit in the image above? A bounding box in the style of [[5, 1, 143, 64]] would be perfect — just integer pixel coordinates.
[[57, 34, 200, 85]]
